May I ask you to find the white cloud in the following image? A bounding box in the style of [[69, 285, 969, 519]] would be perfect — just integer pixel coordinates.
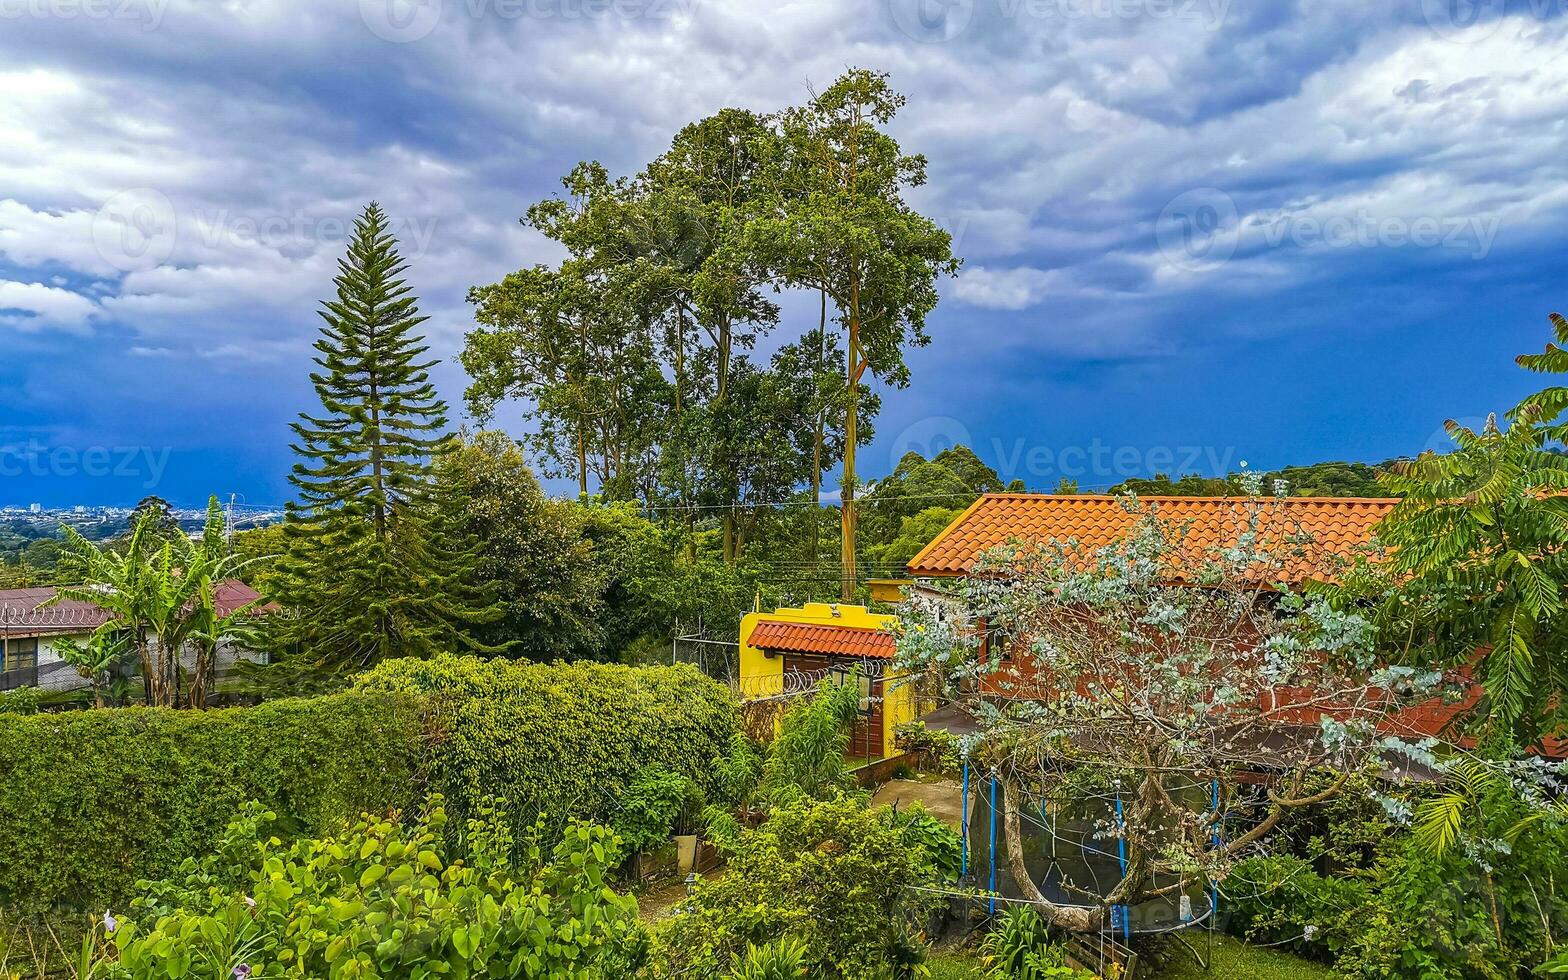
[[0, 280, 98, 332]]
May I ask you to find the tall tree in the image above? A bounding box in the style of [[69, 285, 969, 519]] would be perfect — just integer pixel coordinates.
[[274, 203, 499, 668], [753, 69, 960, 598]]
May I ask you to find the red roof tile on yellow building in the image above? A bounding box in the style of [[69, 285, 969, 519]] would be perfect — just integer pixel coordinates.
[[906, 492, 1400, 581], [747, 619, 898, 660]]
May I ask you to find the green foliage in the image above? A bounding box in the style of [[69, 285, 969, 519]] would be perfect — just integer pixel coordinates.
[[1224, 855, 1371, 961], [355, 655, 738, 839], [885, 803, 965, 881], [611, 768, 705, 854], [88, 796, 642, 979], [978, 908, 1093, 980], [0, 686, 40, 715], [272, 203, 501, 669], [1109, 460, 1396, 498], [0, 691, 427, 915], [436, 431, 611, 657], [893, 720, 962, 773], [651, 795, 944, 979], [859, 445, 1001, 566], [50, 498, 259, 708], [757, 677, 862, 805], [727, 938, 809, 980]]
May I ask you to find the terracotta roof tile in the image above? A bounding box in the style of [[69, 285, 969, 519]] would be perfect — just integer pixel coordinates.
[[907, 493, 1399, 580], [747, 620, 897, 660]]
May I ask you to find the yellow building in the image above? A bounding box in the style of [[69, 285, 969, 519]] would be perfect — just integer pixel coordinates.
[[738, 602, 926, 762]]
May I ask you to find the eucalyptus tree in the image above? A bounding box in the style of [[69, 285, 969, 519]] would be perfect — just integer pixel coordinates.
[[751, 69, 960, 598], [897, 494, 1438, 931]]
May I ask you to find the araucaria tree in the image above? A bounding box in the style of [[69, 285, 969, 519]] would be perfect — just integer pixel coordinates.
[[896, 492, 1443, 932], [273, 203, 498, 668]]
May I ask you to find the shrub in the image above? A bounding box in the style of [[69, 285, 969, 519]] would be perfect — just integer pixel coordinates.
[[86, 796, 643, 978], [1224, 854, 1371, 961], [757, 678, 861, 805], [0, 686, 40, 715], [356, 655, 738, 836], [728, 938, 809, 980], [886, 803, 965, 881], [651, 796, 945, 979], [612, 767, 705, 854], [978, 907, 1094, 980], [0, 691, 426, 914]]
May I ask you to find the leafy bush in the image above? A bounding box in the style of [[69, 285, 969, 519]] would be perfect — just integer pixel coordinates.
[[0, 691, 426, 914], [86, 796, 643, 978], [0, 686, 40, 715], [356, 655, 738, 839], [978, 907, 1094, 980], [651, 796, 945, 979], [757, 678, 861, 805], [978, 903, 1091, 978], [885, 803, 965, 881], [893, 720, 961, 772], [612, 767, 705, 854], [1224, 854, 1371, 961]]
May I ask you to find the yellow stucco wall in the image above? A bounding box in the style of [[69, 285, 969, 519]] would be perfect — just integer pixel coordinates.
[[738, 603, 927, 759]]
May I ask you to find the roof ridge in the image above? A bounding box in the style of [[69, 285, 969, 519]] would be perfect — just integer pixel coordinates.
[[975, 492, 1403, 505]]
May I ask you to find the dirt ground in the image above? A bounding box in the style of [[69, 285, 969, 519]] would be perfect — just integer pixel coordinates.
[[870, 777, 967, 830]]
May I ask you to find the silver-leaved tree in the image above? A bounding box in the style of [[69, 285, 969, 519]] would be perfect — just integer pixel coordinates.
[[894, 489, 1447, 932]]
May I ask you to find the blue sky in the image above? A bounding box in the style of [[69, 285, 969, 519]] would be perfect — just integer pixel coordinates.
[[1, 0, 1566, 506]]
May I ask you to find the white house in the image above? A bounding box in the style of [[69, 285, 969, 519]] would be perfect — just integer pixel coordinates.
[[0, 580, 267, 692]]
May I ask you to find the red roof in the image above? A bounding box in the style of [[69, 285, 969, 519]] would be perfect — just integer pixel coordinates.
[[908, 493, 1399, 580], [0, 580, 263, 635], [748, 620, 898, 660]]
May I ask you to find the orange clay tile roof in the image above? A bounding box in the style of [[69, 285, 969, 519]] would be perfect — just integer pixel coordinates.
[[906, 493, 1401, 580], [747, 620, 898, 660]]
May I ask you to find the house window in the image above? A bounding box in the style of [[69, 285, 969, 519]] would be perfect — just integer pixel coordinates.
[[3, 637, 38, 673], [985, 627, 1011, 662]]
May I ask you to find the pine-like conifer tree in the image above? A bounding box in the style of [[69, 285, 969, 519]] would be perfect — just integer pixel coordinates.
[[272, 203, 500, 668]]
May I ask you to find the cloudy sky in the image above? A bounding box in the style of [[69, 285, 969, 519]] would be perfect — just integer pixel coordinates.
[[1, 0, 1566, 505]]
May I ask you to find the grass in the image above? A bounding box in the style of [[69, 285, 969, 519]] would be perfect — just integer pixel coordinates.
[[925, 948, 988, 979], [1145, 932, 1335, 980]]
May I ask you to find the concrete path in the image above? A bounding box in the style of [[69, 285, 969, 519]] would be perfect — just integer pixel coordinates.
[[871, 777, 967, 831]]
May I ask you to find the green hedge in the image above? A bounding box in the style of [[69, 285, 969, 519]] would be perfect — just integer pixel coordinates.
[[357, 655, 739, 833], [0, 691, 427, 914]]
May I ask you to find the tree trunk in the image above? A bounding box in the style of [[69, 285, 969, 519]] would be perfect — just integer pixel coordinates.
[[840, 282, 861, 601], [1002, 777, 1104, 932], [810, 289, 826, 566]]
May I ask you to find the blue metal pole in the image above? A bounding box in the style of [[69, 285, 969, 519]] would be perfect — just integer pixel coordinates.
[[961, 760, 970, 877], [1210, 778, 1222, 920], [988, 777, 998, 914], [1115, 795, 1130, 941]]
